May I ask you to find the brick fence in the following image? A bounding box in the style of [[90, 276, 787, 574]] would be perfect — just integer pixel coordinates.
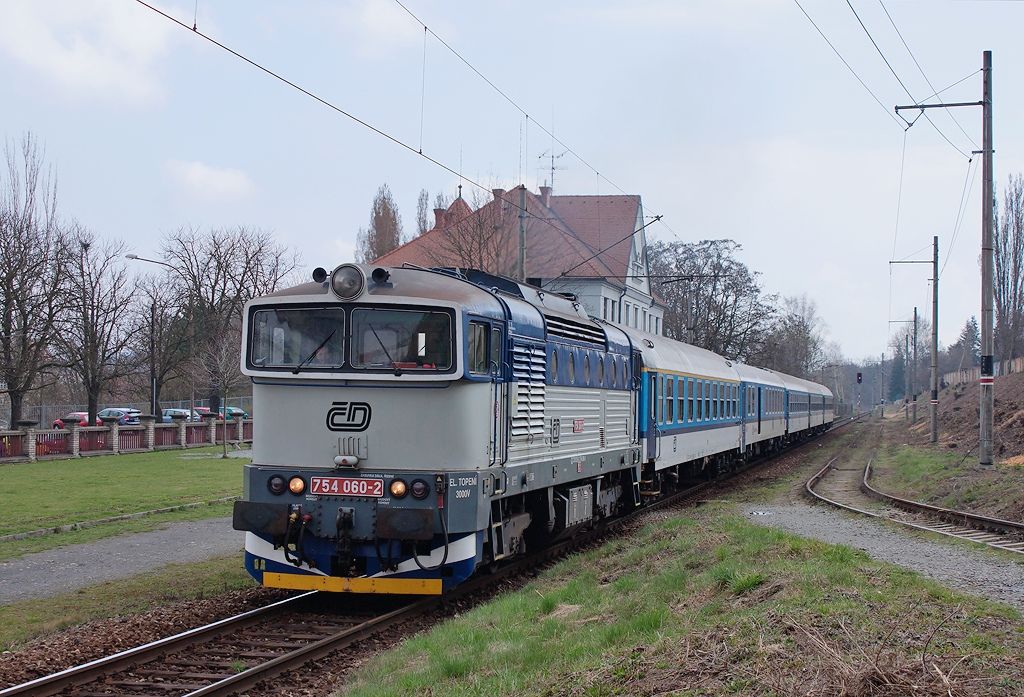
[[0, 416, 254, 463]]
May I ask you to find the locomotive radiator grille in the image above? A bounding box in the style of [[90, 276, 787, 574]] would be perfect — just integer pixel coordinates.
[[512, 343, 546, 438]]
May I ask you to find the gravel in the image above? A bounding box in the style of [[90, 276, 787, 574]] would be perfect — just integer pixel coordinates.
[[0, 516, 241, 604], [743, 501, 1024, 610]]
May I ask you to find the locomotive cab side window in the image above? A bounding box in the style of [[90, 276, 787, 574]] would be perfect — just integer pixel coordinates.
[[468, 322, 489, 374]]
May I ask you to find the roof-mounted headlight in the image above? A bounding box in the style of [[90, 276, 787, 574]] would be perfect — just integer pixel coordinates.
[[331, 264, 364, 300]]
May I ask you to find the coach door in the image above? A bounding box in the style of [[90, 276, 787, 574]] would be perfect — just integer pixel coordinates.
[[646, 371, 660, 461], [756, 386, 762, 435]]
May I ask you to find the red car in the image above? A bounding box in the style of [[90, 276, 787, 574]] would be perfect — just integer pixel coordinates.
[[52, 412, 101, 429]]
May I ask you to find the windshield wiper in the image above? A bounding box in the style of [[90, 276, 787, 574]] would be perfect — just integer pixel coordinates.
[[292, 329, 337, 374], [367, 323, 402, 376]]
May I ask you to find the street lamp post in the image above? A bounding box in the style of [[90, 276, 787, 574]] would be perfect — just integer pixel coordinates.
[[126, 254, 179, 420]]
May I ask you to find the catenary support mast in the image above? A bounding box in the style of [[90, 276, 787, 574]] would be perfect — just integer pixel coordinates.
[[980, 51, 995, 465]]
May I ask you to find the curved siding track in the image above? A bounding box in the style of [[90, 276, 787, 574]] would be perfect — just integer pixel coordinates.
[[807, 457, 1024, 556]]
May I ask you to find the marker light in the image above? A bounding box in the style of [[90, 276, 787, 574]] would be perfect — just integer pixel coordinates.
[[267, 475, 286, 495], [410, 479, 430, 499], [330, 264, 364, 300], [389, 479, 408, 498], [288, 476, 306, 495]]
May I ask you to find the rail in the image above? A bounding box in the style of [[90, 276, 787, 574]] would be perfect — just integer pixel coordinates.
[[806, 457, 1024, 555]]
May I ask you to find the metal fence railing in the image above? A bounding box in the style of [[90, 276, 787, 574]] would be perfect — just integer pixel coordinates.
[[155, 424, 179, 448], [0, 432, 25, 458], [119, 427, 146, 451], [0, 419, 254, 463]]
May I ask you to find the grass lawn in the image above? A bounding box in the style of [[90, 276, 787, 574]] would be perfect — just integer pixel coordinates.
[[0, 554, 255, 650], [342, 506, 1024, 696], [0, 447, 246, 560]]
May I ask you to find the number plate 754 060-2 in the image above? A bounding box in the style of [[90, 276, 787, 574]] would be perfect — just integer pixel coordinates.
[[309, 477, 384, 497]]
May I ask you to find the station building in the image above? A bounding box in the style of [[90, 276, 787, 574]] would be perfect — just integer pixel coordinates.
[[373, 184, 665, 335]]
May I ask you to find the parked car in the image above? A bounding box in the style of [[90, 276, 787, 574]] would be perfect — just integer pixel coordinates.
[[53, 412, 102, 429], [194, 407, 212, 417], [219, 406, 250, 420], [161, 408, 202, 422], [97, 408, 141, 425]]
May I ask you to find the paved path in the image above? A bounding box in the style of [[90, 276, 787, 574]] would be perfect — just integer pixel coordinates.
[[744, 502, 1024, 611], [0, 517, 243, 604]]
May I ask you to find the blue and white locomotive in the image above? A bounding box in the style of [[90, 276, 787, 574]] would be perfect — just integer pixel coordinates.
[[232, 264, 834, 594]]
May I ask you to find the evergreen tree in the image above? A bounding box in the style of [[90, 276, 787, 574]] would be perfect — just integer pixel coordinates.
[[888, 345, 906, 402], [956, 316, 981, 367]]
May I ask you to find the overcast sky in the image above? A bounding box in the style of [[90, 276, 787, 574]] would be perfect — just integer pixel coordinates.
[[2, 0, 1021, 361]]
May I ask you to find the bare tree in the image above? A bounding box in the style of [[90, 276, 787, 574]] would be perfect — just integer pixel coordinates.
[[198, 324, 246, 458], [415, 189, 430, 238], [132, 274, 194, 415], [159, 225, 299, 411], [0, 134, 69, 425], [58, 227, 136, 423], [648, 239, 776, 361], [356, 184, 403, 262], [428, 190, 513, 274], [994, 173, 1024, 360], [759, 295, 827, 378], [433, 191, 452, 211]]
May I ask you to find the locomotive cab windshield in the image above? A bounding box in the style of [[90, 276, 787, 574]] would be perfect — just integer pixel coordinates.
[[246, 304, 455, 375]]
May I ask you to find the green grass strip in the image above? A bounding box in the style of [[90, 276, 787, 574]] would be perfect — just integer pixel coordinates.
[[0, 447, 246, 536], [342, 508, 1024, 696]]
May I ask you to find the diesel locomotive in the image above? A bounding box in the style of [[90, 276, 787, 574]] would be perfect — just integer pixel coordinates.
[[232, 263, 834, 594]]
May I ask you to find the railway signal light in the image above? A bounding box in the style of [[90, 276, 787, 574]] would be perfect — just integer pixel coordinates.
[[857, 372, 862, 384]]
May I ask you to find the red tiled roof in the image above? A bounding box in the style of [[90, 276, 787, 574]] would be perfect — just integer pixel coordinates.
[[373, 186, 642, 287]]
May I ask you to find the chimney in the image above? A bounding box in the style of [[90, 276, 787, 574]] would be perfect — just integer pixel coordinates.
[[492, 188, 506, 225], [433, 207, 447, 230], [539, 185, 552, 208]]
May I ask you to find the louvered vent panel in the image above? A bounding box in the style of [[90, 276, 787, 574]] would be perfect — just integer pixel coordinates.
[[543, 314, 605, 346], [512, 344, 546, 438]]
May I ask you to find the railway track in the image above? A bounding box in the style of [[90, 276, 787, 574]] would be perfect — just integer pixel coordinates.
[[4, 418, 860, 697], [806, 456, 1024, 556]]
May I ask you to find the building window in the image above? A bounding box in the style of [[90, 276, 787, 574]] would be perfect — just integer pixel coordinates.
[[624, 302, 631, 326], [602, 298, 609, 319], [634, 306, 639, 327], [642, 309, 648, 331]]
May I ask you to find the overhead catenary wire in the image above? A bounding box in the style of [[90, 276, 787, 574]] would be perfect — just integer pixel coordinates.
[[131, 0, 611, 259], [845, 0, 970, 159], [390, 0, 682, 242], [877, 0, 980, 151], [792, 0, 905, 130], [941, 156, 979, 276]]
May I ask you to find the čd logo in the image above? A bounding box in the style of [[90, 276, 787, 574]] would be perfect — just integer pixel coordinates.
[[326, 402, 372, 432]]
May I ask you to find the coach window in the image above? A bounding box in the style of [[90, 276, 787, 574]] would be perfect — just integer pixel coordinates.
[[677, 382, 685, 423], [597, 356, 605, 384], [610, 355, 617, 386], [583, 354, 591, 384], [666, 378, 675, 422], [568, 351, 576, 384], [658, 375, 666, 423], [550, 349, 558, 383]]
